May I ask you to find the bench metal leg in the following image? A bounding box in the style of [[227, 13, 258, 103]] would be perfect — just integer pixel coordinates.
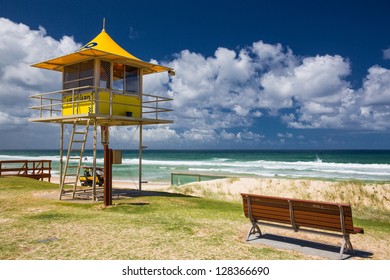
[[247, 221, 262, 241], [245, 196, 262, 241], [340, 234, 354, 259]]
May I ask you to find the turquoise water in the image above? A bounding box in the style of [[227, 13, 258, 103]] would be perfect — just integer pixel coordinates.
[[1, 149, 389, 182]]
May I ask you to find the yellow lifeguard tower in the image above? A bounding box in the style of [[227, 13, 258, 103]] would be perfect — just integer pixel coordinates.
[[29, 23, 174, 203]]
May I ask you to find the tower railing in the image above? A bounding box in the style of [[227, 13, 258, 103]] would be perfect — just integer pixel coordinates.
[[29, 86, 173, 121]]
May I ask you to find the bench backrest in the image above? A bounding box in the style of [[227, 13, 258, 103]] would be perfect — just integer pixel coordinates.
[[241, 193, 356, 234]]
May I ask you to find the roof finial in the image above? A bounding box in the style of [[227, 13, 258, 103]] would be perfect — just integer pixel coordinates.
[[102, 18, 106, 31]]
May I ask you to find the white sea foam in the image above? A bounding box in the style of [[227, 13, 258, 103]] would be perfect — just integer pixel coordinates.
[[138, 158, 390, 181], [1, 152, 389, 181]]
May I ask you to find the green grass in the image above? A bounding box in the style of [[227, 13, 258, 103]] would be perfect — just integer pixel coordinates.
[[1, 176, 389, 260], [355, 218, 390, 233], [0, 176, 300, 260]]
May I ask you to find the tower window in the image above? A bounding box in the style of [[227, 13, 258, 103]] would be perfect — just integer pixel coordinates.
[[63, 60, 94, 90], [113, 63, 140, 94], [100, 60, 111, 89]]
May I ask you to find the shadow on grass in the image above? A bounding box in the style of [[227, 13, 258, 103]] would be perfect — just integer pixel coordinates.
[[53, 187, 196, 204], [112, 188, 196, 199]]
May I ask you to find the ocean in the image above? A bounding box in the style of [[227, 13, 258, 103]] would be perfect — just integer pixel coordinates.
[[0, 149, 389, 183]]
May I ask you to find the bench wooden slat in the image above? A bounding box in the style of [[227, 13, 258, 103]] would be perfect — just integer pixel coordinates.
[[244, 209, 290, 221], [244, 204, 289, 214], [245, 212, 291, 224], [244, 209, 289, 218], [245, 204, 290, 214], [293, 209, 351, 220], [293, 204, 353, 216], [294, 213, 352, 226], [294, 211, 355, 232], [294, 214, 354, 230], [246, 204, 354, 232], [242, 193, 351, 206]]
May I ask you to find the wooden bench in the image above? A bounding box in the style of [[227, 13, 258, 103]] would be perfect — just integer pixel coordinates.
[[241, 193, 364, 259]]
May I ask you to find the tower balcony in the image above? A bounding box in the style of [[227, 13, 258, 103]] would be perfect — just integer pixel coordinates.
[[29, 86, 173, 126]]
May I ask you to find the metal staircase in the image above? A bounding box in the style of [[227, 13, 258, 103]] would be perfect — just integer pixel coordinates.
[[59, 119, 90, 199]]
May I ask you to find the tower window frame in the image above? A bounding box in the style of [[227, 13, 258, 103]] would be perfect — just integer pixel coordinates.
[[112, 63, 140, 95], [63, 59, 94, 91]]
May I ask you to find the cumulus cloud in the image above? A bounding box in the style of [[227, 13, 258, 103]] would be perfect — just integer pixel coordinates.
[[146, 40, 390, 143], [0, 18, 80, 132], [108, 126, 181, 148], [361, 66, 390, 106], [277, 133, 293, 138], [383, 48, 390, 60], [2, 17, 390, 149], [354, 66, 390, 130], [151, 40, 390, 134], [182, 128, 217, 142], [0, 111, 27, 130], [236, 130, 264, 141]]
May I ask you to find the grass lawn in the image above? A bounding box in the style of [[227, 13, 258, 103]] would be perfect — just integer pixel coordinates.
[[0, 176, 388, 260]]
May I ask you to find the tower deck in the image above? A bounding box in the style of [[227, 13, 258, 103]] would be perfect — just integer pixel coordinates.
[[29, 86, 173, 126]]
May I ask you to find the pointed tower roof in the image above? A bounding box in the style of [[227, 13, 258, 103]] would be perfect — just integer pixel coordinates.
[[32, 28, 171, 75]]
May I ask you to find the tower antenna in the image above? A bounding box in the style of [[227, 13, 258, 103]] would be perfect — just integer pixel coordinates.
[[102, 18, 106, 31]]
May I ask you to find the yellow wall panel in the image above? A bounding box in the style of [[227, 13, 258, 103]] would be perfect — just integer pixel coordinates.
[[62, 91, 141, 118]]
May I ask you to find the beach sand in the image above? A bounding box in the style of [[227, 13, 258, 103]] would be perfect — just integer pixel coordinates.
[[172, 177, 390, 210], [50, 175, 390, 214]]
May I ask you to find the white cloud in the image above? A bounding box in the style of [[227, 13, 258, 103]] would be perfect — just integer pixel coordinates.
[[182, 128, 217, 142], [143, 127, 181, 142], [277, 133, 293, 138], [220, 129, 236, 140], [383, 48, 390, 60], [0, 111, 26, 130], [340, 66, 390, 130], [2, 17, 390, 149], [304, 102, 335, 114], [161, 43, 363, 133], [259, 55, 351, 112], [102, 126, 181, 149], [352, 65, 390, 130], [361, 66, 390, 106], [233, 104, 250, 116], [251, 41, 297, 72], [252, 110, 263, 117], [0, 18, 80, 136], [236, 131, 264, 141]]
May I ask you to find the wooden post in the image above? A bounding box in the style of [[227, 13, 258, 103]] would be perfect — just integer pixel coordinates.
[[104, 144, 108, 205], [139, 124, 142, 191], [102, 125, 112, 206], [59, 123, 64, 200], [139, 71, 143, 191], [92, 121, 97, 201], [103, 144, 112, 206]]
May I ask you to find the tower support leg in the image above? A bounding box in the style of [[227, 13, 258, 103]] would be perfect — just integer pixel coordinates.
[[92, 121, 97, 201], [59, 123, 64, 200], [139, 124, 143, 191], [103, 144, 112, 206]]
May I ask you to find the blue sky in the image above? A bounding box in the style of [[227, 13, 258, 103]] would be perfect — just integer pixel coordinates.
[[1, 0, 390, 149]]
